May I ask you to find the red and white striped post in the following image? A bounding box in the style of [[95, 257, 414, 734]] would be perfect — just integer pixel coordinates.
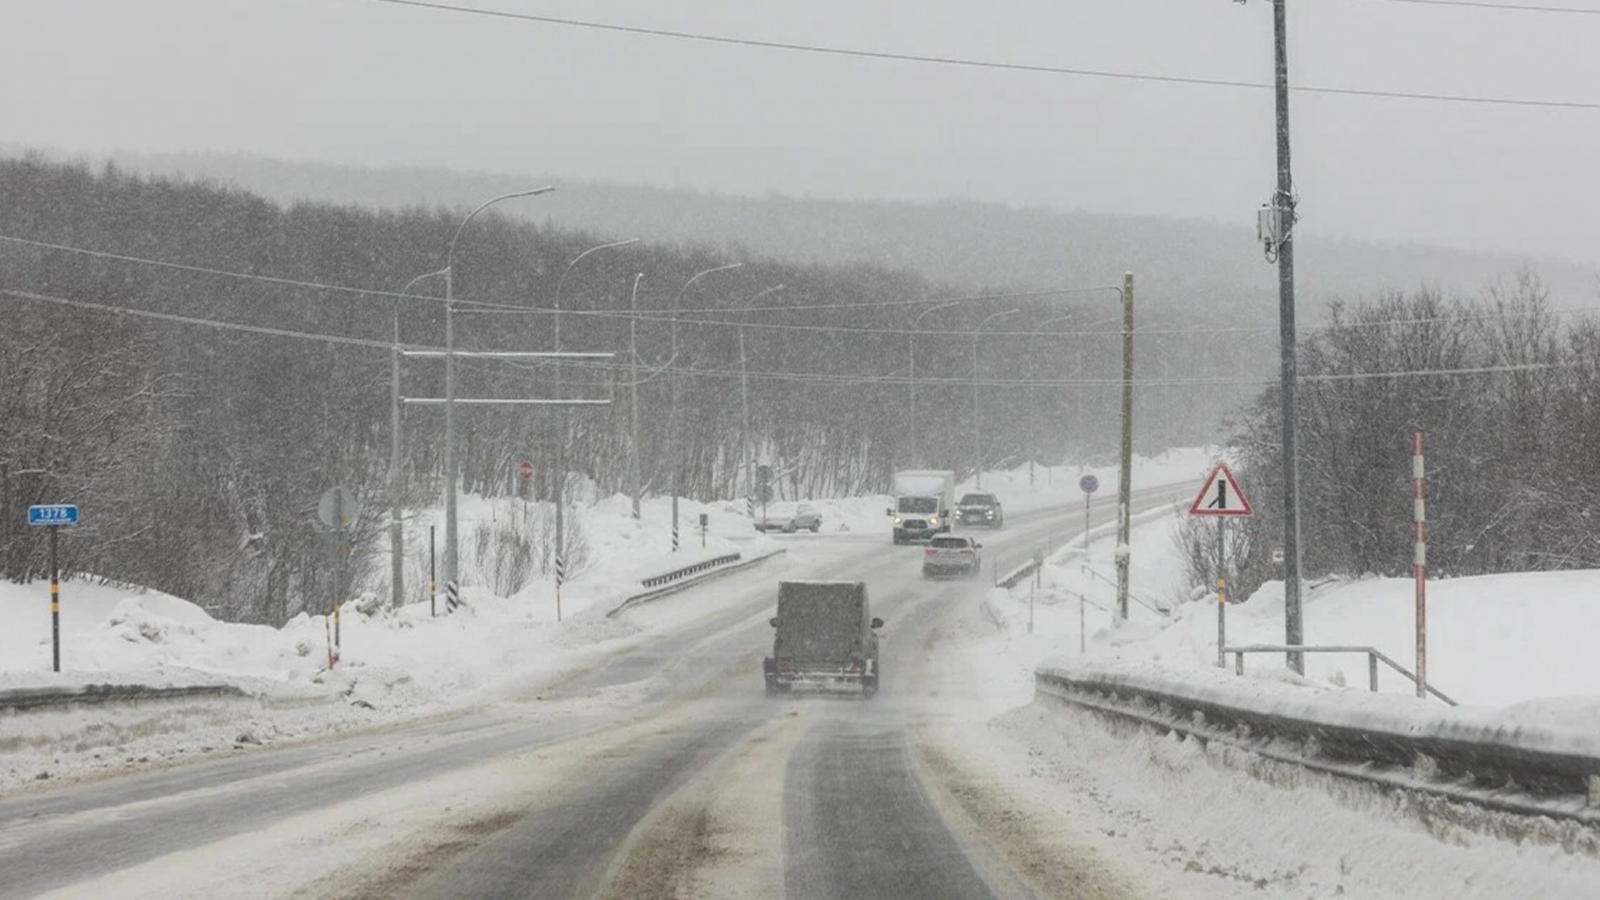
[[1413, 430, 1428, 699]]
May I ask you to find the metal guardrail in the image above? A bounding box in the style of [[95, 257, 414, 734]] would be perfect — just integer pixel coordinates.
[[639, 552, 742, 588], [1036, 665, 1600, 824], [607, 549, 787, 618], [0, 683, 247, 713], [997, 559, 1040, 589], [1225, 644, 1458, 706]]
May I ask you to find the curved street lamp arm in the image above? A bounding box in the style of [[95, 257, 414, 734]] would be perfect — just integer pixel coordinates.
[[741, 284, 786, 311], [914, 300, 963, 326], [555, 238, 641, 312], [445, 187, 556, 279], [978, 308, 1022, 330], [672, 262, 744, 310], [400, 268, 451, 297]]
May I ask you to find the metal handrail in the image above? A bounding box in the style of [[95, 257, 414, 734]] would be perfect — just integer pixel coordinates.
[[1224, 643, 1458, 706]]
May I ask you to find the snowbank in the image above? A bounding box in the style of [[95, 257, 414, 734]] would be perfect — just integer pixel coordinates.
[[977, 499, 1600, 711]]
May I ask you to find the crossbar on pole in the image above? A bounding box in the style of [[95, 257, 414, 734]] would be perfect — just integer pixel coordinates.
[[405, 398, 612, 406], [402, 350, 615, 359]]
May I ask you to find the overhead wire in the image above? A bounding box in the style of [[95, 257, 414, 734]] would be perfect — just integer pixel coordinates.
[[3, 283, 1582, 392], [0, 286, 445, 352], [1361, 0, 1600, 15], [354, 0, 1600, 110]]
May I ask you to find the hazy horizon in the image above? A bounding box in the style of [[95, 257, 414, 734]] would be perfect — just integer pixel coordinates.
[[6, 0, 1598, 266]]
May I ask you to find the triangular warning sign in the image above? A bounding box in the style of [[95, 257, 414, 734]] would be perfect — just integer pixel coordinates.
[[1189, 462, 1253, 517]]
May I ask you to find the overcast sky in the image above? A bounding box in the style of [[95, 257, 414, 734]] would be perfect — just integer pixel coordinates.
[[5, 0, 1598, 265]]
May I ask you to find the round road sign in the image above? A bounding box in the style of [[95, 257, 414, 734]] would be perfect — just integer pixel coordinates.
[[518, 459, 534, 481], [1079, 474, 1099, 494], [317, 486, 360, 530]]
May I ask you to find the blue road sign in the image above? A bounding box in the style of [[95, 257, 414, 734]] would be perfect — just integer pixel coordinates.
[[28, 505, 79, 527], [1079, 475, 1100, 494]]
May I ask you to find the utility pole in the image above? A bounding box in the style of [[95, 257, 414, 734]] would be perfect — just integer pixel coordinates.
[[973, 308, 1020, 490], [910, 301, 960, 470], [552, 239, 637, 617], [392, 269, 448, 610], [630, 273, 643, 520], [1271, 0, 1305, 673], [1116, 272, 1134, 621], [442, 187, 554, 595], [740, 285, 785, 502], [668, 263, 742, 550]]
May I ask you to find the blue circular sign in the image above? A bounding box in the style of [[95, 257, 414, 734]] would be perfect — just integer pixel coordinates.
[[1079, 474, 1099, 494]]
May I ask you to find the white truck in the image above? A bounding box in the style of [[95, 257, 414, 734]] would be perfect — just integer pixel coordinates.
[[888, 470, 955, 544]]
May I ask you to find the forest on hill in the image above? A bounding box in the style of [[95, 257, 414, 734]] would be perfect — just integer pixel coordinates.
[[0, 155, 1245, 623]]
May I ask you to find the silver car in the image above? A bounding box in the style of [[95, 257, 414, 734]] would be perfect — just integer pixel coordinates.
[[755, 502, 823, 533]]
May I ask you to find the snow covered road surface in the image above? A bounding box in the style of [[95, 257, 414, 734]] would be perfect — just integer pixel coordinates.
[[1, 488, 1192, 900]]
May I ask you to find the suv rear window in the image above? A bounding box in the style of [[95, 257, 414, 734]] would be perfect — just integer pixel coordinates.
[[930, 537, 971, 549]]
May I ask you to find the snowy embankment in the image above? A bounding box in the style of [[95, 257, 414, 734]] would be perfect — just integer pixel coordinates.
[[977, 483, 1600, 712], [951, 485, 1600, 895]]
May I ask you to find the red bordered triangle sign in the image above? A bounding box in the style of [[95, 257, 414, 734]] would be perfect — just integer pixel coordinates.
[[1189, 462, 1253, 517]]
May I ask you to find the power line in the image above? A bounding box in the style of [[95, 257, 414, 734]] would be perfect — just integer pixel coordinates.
[[6, 230, 1589, 340], [534, 356, 1581, 389], [356, 0, 1600, 110], [0, 286, 441, 352], [1364, 0, 1600, 15], [0, 233, 446, 307], [4, 284, 1575, 388], [0, 231, 1122, 322]]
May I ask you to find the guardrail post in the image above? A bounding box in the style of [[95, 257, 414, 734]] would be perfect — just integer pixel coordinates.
[[1235, 651, 1244, 676], [1369, 652, 1380, 693]]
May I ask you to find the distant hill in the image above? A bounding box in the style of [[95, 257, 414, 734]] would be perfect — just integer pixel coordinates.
[[57, 149, 1599, 321]]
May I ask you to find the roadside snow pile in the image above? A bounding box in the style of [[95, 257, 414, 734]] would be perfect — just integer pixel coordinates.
[[1130, 570, 1600, 709], [1039, 655, 1600, 760], [977, 498, 1600, 710]]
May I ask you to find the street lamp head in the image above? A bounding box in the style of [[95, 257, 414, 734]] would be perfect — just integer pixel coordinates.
[[978, 308, 1022, 330]]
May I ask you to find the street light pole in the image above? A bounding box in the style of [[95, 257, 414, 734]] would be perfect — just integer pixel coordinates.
[[739, 285, 785, 502], [392, 268, 448, 610], [629, 273, 644, 520], [443, 187, 554, 596], [551, 238, 637, 605], [1030, 313, 1075, 487], [973, 308, 1020, 490], [668, 263, 742, 551], [910, 301, 960, 470], [1116, 272, 1134, 622]]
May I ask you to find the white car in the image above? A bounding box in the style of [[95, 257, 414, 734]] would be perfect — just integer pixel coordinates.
[[922, 535, 983, 578]]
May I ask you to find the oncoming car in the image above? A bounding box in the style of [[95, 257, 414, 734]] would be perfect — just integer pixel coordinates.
[[955, 492, 1004, 529], [922, 535, 983, 579]]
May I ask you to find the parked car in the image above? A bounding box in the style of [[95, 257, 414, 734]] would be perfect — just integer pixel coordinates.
[[955, 492, 1005, 529], [922, 535, 983, 579], [755, 502, 823, 533]]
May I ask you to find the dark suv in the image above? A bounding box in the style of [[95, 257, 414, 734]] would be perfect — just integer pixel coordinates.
[[956, 492, 1004, 529]]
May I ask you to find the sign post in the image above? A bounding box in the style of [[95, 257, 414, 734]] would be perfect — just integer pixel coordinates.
[[1189, 463, 1253, 668], [698, 512, 709, 549], [28, 505, 79, 672], [317, 487, 360, 667], [1413, 431, 1428, 699], [1078, 475, 1099, 572]]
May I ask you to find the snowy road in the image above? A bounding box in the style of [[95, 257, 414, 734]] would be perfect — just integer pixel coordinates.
[[0, 489, 1184, 900]]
